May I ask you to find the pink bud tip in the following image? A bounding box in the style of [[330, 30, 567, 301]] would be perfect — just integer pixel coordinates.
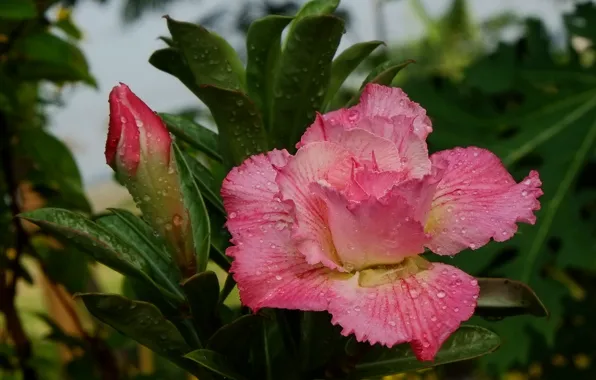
[[106, 83, 172, 176]]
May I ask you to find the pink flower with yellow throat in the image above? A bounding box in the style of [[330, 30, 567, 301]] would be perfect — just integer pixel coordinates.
[[221, 84, 542, 360]]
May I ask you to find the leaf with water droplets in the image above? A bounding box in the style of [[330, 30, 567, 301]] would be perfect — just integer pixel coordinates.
[[96, 208, 182, 292], [77, 293, 205, 375], [166, 16, 245, 91], [19, 208, 181, 303], [159, 113, 221, 162], [173, 143, 211, 273], [185, 349, 248, 380], [149, 48, 203, 98], [347, 59, 415, 106], [291, 0, 339, 27], [181, 151, 224, 214], [246, 15, 293, 130], [196, 85, 269, 168], [346, 325, 500, 378], [475, 278, 548, 318], [270, 15, 345, 150], [182, 271, 220, 343], [323, 40, 384, 111]]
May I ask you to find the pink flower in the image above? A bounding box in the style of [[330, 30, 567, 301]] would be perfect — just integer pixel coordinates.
[[106, 83, 196, 276], [221, 84, 542, 360]]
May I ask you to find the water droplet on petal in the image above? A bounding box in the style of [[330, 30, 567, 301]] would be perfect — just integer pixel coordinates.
[[275, 275, 282, 281], [436, 291, 446, 299], [388, 321, 396, 326], [454, 307, 460, 312], [470, 279, 478, 286], [229, 212, 237, 219], [521, 190, 528, 197], [430, 315, 437, 322]]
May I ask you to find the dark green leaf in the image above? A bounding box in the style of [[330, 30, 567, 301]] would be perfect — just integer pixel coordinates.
[[348, 325, 500, 378], [97, 208, 181, 289], [19, 208, 181, 303], [185, 349, 248, 380], [159, 113, 221, 161], [475, 278, 548, 318], [245, 15, 293, 128], [173, 143, 211, 273], [16, 129, 90, 212], [197, 85, 269, 168], [32, 236, 89, 293], [183, 152, 224, 214], [207, 315, 262, 358], [12, 32, 95, 85], [149, 48, 202, 97], [299, 311, 345, 371], [182, 271, 220, 343], [347, 59, 415, 106], [54, 17, 83, 40], [78, 293, 200, 374], [269, 15, 345, 149], [323, 40, 384, 111], [292, 0, 339, 23], [0, 0, 36, 20], [166, 16, 245, 91]]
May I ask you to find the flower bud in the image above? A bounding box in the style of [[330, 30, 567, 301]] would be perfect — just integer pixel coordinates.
[[106, 83, 195, 276]]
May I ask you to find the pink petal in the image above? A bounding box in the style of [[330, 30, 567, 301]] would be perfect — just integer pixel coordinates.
[[298, 114, 404, 171], [358, 84, 433, 140], [276, 142, 355, 270], [299, 111, 431, 178], [311, 182, 428, 270], [222, 150, 293, 232], [426, 147, 543, 255], [328, 263, 479, 361], [222, 150, 333, 311]]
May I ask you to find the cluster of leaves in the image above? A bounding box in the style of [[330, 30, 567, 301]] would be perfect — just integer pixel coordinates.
[[0, 1, 189, 379], [392, 1, 596, 376], [15, 1, 551, 379]]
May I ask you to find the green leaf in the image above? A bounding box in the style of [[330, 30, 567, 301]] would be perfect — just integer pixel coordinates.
[[173, 143, 211, 273], [246, 15, 293, 129], [19, 208, 180, 303], [207, 315, 262, 358], [0, 0, 36, 20], [149, 48, 202, 97], [293, 0, 339, 23], [166, 16, 245, 91], [185, 349, 248, 380], [299, 311, 345, 371], [197, 85, 269, 168], [54, 16, 83, 40], [12, 32, 95, 85], [347, 59, 415, 106], [181, 271, 220, 343], [16, 128, 90, 212], [159, 113, 221, 161], [269, 15, 345, 150], [475, 278, 548, 318], [97, 208, 181, 289], [348, 326, 500, 378], [77, 293, 200, 374], [32, 237, 89, 294], [182, 152, 225, 214], [323, 40, 384, 111]]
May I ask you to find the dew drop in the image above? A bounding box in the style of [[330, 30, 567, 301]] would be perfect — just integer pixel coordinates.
[[172, 214, 183, 226], [143, 195, 151, 201], [229, 212, 237, 219], [275, 275, 282, 281], [430, 315, 437, 322], [470, 279, 478, 286], [436, 291, 446, 299], [164, 223, 172, 231], [454, 307, 460, 313], [521, 190, 528, 197], [388, 321, 396, 326], [354, 306, 361, 312], [120, 116, 127, 123]]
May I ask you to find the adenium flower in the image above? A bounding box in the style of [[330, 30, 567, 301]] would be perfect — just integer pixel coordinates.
[[106, 83, 196, 276], [222, 84, 543, 360]]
